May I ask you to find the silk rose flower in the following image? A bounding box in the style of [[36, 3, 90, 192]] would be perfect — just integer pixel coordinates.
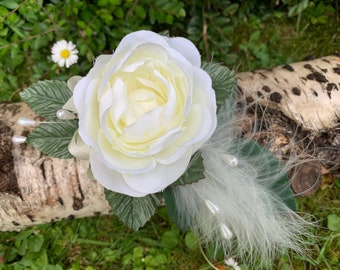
[[67, 30, 217, 197]]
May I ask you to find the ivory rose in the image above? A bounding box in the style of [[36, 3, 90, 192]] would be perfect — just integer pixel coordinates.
[[71, 30, 217, 197]]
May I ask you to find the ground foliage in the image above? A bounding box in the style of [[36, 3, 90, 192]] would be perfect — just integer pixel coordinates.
[[0, 0, 339, 102], [0, 0, 339, 269]]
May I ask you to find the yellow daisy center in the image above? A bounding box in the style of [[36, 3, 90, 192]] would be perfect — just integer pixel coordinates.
[[60, 49, 71, 59]]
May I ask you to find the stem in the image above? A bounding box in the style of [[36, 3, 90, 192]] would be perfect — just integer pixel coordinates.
[[198, 242, 219, 270]]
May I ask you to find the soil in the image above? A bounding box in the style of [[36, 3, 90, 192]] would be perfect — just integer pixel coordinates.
[[0, 120, 22, 197], [243, 105, 340, 196]]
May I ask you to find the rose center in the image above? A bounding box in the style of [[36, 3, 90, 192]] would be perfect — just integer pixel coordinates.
[[122, 82, 166, 126], [60, 49, 70, 59], [117, 63, 168, 126], [130, 89, 160, 112]]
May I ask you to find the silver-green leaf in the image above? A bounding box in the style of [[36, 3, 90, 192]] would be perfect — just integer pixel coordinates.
[[202, 62, 235, 108], [27, 120, 78, 159], [20, 80, 72, 120], [104, 189, 160, 231], [173, 150, 205, 185]]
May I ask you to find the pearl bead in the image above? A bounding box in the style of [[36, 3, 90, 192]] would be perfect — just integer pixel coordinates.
[[12, 135, 27, 144], [17, 117, 37, 127], [221, 153, 239, 167], [220, 223, 233, 240], [56, 109, 76, 120], [205, 199, 220, 214]]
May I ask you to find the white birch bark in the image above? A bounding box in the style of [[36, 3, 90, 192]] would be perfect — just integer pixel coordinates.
[[0, 103, 111, 231], [236, 55, 340, 131]]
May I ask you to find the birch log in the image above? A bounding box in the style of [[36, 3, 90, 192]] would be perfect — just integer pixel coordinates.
[[0, 103, 111, 232], [236, 54, 340, 131], [1, 55, 339, 232], [236, 55, 339, 170]]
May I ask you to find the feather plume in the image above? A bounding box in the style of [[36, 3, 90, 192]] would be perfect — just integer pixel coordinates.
[[169, 96, 314, 267]]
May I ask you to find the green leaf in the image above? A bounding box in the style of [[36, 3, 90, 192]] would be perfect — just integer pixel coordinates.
[[27, 120, 78, 158], [335, 178, 340, 188], [178, 8, 186, 17], [104, 189, 160, 231], [327, 214, 340, 231], [15, 229, 33, 241], [20, 80, 73, 120], [161, 225, 180, 249], [134, 5, 146, 19], [184, 231, 199, 250], [0, 6, 8, 16], [201, 62, 235, 108], [17, 238, 28, 256], [28, 234, 44, 253], [163, 186, 190, 231], [0, 0, 19, 9], [233, 139, 297, 211], [173, 150, 204, 185], [149, 8, 156, 24], [97, 0, 108, 6], [223, 3, 239, 16]]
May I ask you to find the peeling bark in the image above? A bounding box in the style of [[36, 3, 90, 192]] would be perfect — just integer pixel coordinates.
[[0, 103, 111, 231], [0, 56, 339, 231]]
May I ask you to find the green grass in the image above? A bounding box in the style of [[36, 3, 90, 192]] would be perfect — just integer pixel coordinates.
[[295, 179, 340, 270], [0, 184, 339, 270], [0, 209, 208, 269], [227, 15, 340, 72], [0, 0, 339, 269]]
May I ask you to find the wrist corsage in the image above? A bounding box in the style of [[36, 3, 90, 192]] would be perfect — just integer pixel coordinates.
[[14, 30, 312, 267]]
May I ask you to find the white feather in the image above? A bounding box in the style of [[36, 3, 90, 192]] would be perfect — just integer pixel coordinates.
[[171, 98, 314, 267]]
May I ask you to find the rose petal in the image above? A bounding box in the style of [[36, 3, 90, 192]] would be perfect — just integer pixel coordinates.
[[167, 37, 201, 67], [90, 55, 115, 96], [192, 68, 216, 113], [183, 106, 216, 148], [62, 97, 77, 113], [155, 105, 212, 164], [77, 80, 101, 148], [68, 130, 91, 160], [98, 130, 156, 174], [121, 106, 164, 144], [114, 30, 169, 57], [90, 151, 148, 197], [93, 54, 112, 66], [73, 77, 89, 115], [110, 78, 127, 123], [67, 76, 82, 92], [191, 68, 217, 140], [123, 148, 193, 194], [142, 127, 183, 156]]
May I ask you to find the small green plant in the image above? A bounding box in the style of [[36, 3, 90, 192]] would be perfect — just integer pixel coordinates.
[[0, 0, 186, 102], [283, 0, 337, 33], [0, 0, 338, 101], [0, 211, 206, 269], [0, 229, 63, 269], [186, 0, 238, 65]]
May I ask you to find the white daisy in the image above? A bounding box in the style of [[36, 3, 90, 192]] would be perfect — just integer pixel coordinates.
[[51, 40, 79, 68], [225, 258, 241, 270]]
